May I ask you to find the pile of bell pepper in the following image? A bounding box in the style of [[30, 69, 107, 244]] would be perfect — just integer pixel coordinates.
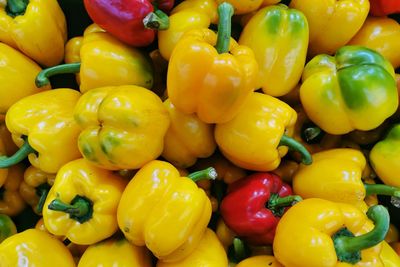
[[0, 0, 400, 266]]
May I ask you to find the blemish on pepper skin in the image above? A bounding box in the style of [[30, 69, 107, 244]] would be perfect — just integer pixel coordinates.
[[81, 142, 96, 161], [100, 134, 121, 156]]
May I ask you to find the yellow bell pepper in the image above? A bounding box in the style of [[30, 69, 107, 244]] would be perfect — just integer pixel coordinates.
[[171, 0, 218, 23], [238, 4, 309, 97], [0, 164, 26, 216], [274, 199, 389, 266], [19, 165, 55, 215], [156, 228, 228, 267], [215, 92, 312, 171], [381, 241, 400, 267], [117, 160, 216, 262], [300, 46, 398, 135], [35, 217, 64, 241], [74, 85, 170, 170], [3, 89, 82, 173], [293, 149, 400, 212], [158, 10, 211, 61], [370, 124, 400, 188], [289, 0, 369, 56], [0, 229, 75, 266], [272, 160, 299, 183], [0, 214, 16, 243], [0, 43, 50, 114], [167, 3, 258, 124], [36, 31, 154, 93], [236, 255, 283, 267], [215, 0, 263, 14], [0, 123, 18, 156], [349, 17, 400, 69], [262, 0, 280, 6], [42, 158, 127, 245], [0, 0, 67, 67], [162, 98, 216, 168], [78, 237, 152, 267]]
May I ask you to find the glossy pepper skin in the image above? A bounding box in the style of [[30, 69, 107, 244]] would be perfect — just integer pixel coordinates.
[[156, 229, 228, 267], [236, 255, 283, 267], [162, 98, 216, 168], [349, 17, 400, 69], [293, 148, 398, 212], [274, 199, 389, 266], [43, 159, 127, 245], [117, 160, 213, 262], [0, 43, 50, 114], [370, 124, 400, 188], [74, 85, 170, 170], [300, 46, 398, 135], [369, 0, 400, 16], [158, 10, 211, 61], [37, 31, 154, 93], [78, 237, 152, 267], [84, 0, 172, 47], [239, 4, 309, 97], [5, 89, 82, 173], [19, 166, 55, 215], [0, 164, 26, 216], [167, 21, 258, 123], [0, 229, 75, 266], [215, 92, 311, 171], [0, 0, 67, 66], [290, 0, 369, 56], [221, 172, 300, 245], [381, 241, 400, 267]]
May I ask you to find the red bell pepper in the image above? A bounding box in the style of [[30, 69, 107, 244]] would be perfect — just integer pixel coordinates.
[[370, 0, 400, 16], [220, 172, 301, 245], [83, 0, 173, 47]]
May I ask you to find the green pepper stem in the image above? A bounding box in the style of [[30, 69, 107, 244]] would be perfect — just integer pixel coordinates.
[[233, 238, 246, 262], [188, 167, 218, 182], [6, 0, 28, 17], [279, 134, 312, 165], [0, 140, 35, 168], [143, 9, 169, 30], [215, 2, 234, 54], [48, 195, 93, 224], [35, 185, 50, 215], [35, 63, 81, 88], [365, 183, 400, 198], [333, 205, 390, 264], [268, 194, 302, 209]]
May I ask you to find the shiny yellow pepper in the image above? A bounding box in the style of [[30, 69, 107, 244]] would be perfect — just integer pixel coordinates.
[[293, 149, 400, 212], [216, 218, 236, 251], [36, 31, 154, 93], [162, 98, 216, 168], [167, 3, 258, 124], [0, 229, 75, 266], [0, 0, 67, 67], [381, 241, 400, 267], [117, 160, 216, 262], [349, 17, 400, 69], [156, 229, 228, 267], [215, 0, 263, 14], [236, 255, 283, 267], [19, 165, 55, 215], [170, 0, 218, 23], [0, 43, 50, 114], [215, 92, 312, 171], [158, 10, 211, 61], [43, 159, 127, 245], [3, 89, 82, 173], [272, 160, 299, 183], [274, 199, 389, 266], [290, 0, 369, 56], [0, 164, 26, 216], [78, 237, 152, 267], [74, 85, 170, 170], [239, 4, 309, 97]]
